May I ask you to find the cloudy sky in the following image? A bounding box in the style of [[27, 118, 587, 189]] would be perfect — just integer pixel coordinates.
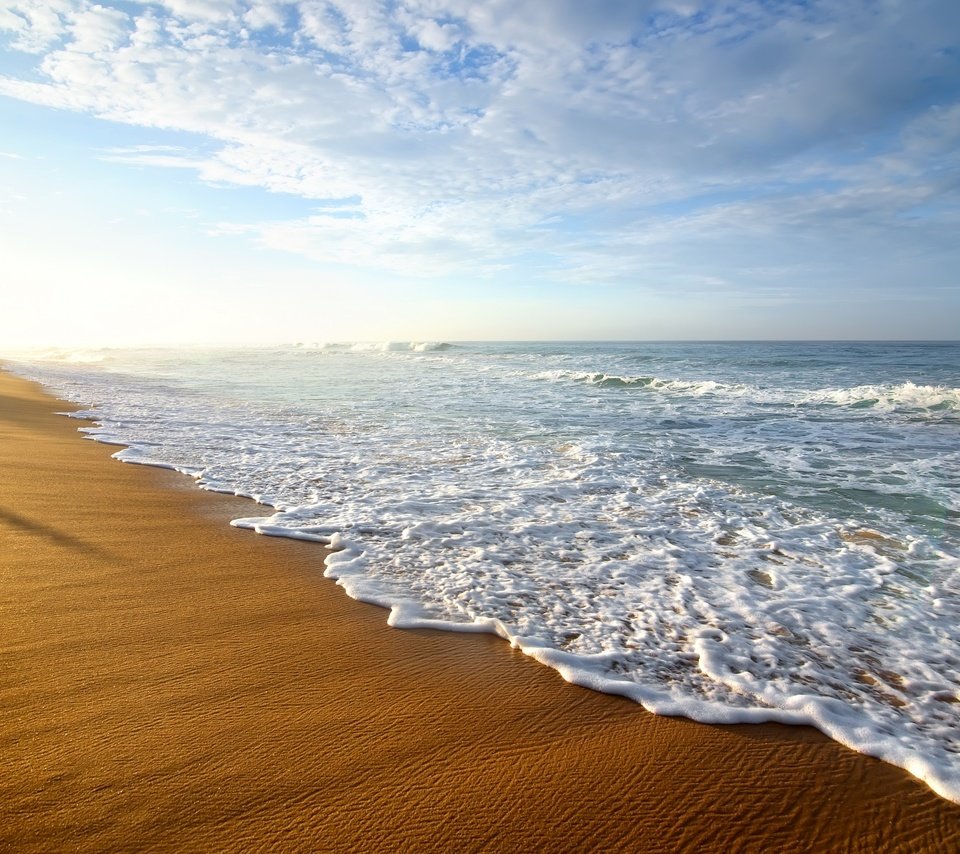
[[1, 0, 958, 345]]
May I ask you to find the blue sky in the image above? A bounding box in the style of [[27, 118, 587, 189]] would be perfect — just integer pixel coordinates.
[[1, 0, 958, 345]]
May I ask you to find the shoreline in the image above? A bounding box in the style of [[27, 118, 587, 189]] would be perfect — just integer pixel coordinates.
[[2, 368, 958, 851]]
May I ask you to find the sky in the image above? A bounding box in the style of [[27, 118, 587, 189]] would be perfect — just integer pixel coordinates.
[[1, 0, 958, 345]]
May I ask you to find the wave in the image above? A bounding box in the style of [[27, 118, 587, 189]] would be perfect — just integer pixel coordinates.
[[534, 370, 750, 397], [348, 341, 450, 353], [291, 342, 346, 350], [292, 341, 452, 352], [799, 382, 959, 411], [345, 341, 454, 352], [3, 347, 114, 364], [536, 371, 959, 412]]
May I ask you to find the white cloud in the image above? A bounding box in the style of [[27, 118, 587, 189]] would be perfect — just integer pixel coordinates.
[[0, 0, 76, 52], [67, 4, 129, 52], [242, 2, 286, 31], [406, 16, 460, 52], [1, 0, 958, 294], [141, 0, 241, 24]]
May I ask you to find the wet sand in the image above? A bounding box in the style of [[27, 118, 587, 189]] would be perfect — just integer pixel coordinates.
[[1, 368, 958, 852]]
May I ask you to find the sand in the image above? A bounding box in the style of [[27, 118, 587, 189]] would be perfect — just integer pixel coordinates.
[[1, 367, 958, 852]]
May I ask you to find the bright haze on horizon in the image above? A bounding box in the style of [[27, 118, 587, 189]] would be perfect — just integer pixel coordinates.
[[1, 0, 958, 346]]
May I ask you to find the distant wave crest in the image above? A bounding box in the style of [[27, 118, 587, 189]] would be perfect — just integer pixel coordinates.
[[537, 371, 959, 412], [535, 370, 743, 397], [9, 348, 113, 364], [293, 341, 452, 353], [801, 382, 959, 411]]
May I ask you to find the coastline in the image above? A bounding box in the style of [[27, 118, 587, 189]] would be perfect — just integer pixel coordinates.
[[2, 368, 958, 852]]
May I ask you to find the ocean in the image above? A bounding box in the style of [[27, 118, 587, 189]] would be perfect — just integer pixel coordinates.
[[9, 341, 959, 801]]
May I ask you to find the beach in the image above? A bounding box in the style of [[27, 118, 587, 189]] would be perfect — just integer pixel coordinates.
[[2, 367, 958, 852]]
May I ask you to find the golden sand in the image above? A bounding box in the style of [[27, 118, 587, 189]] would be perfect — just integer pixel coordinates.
[[1, 369, 957, 851]]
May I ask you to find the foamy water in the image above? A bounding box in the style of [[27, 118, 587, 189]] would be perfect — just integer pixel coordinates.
[[8, 342, 960, 801]]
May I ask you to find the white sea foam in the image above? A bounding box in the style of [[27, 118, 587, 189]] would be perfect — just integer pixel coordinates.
[[8, 342, 960, 802]]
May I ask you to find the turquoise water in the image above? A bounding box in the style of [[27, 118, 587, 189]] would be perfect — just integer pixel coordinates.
[[11, 340, 960, 800]]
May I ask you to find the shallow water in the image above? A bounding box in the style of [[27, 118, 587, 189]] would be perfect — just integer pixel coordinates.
[[11, 341, 960, 801]]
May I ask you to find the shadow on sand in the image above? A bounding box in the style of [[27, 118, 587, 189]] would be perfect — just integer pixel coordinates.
[[0, 505, 114, 560]]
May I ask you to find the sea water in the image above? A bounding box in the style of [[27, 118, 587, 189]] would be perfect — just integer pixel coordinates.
[[9, 341, 960, 801]]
